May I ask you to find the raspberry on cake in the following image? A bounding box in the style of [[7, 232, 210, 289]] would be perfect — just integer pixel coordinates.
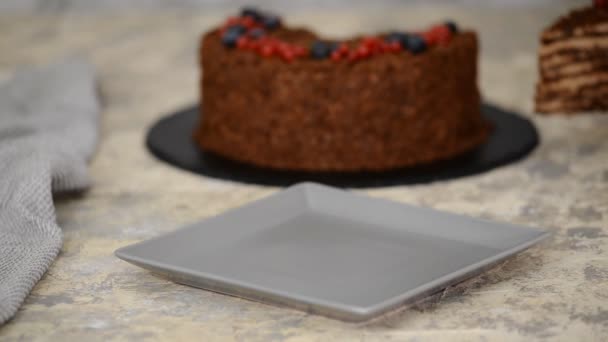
[[194, 8, 490, 172], [535, 2, 608, 114]]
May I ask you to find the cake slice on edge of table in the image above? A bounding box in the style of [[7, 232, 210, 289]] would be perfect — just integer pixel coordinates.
[[535, 1, 608, 114], [195, 7, 491, 172]]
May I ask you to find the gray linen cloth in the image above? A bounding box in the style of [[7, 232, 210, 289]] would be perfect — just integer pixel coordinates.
[[0, 59, 100, 324]]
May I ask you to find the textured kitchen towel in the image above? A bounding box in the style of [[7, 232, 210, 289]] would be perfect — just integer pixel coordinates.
[[0, 59, 99, 324]]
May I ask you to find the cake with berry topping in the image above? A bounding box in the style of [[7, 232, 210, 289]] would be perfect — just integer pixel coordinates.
[[535, 1, 608, 114], [194, 8, 490, 172]]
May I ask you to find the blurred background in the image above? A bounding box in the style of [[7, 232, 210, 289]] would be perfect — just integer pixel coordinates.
[[0, 0, 580, 11], [0, 0, 588, 12]]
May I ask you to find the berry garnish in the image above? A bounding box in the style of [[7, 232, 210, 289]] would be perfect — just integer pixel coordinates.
[[236, 36, 249, 49], [347, 50, 360, 62], [329, 43, 349, 62], [293, 46, 308, 57], [405, 35, 426, 54], [445, 21, 459, 33], [336, 43, 350, 56], [361, 36, 383, 55], [385, 32, 404, 42], [385, 32, 410, 49], [241, 16, 258, 29], [260, 44, 275, 57], [262, 15, 281, 30], [222, 8, 459, 61], [426, 25, 452, 45], [249, 28, 265, 39], [356, 45, 371, 58], [330, 50, 342, 62], [227, 25, 246, 35], [241, 7, 263, 21], [310, 41, 332, 59], [221, 26, 246, 48], [226, 17, 241, 26], [281, 50, 296, 62], [247, 40, 260, 51], [387, 41, 402, 53]]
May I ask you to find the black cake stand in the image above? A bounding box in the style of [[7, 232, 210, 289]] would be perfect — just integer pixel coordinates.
[[146, 103, 538, 188]]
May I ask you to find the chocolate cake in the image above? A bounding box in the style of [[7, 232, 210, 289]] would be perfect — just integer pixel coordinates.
[[194, 8, 490, 172], [535, 1, 608, 114]]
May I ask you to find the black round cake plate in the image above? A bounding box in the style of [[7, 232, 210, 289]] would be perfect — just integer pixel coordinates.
[[146, 103, 538, 188]]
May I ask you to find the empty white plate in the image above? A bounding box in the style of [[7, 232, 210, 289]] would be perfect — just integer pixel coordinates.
[[115, 182, 549, 321]]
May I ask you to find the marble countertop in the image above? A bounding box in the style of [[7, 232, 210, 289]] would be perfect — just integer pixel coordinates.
[[1, 4, 607, 341]]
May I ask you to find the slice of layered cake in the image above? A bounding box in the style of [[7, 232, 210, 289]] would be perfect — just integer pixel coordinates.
[[535, 1, 608, 114]]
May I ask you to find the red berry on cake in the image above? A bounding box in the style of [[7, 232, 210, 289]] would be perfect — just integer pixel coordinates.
[[423, 25, 452, 46], [356, 45, 371, 58], [236, 36, 248, 49], [293, 46, 307, 57], [347, 50, 361, 62], [247, 40, 260, 51], [226, 16, 240, 26], [281, 50, 296, 62], [336, 43, 349, 57], [435, 25, 453, 45], [260, 44, 274, 57], [330, 50, 342, 62], [389, 41, 402, 52], [241, 16, 257, 29], [361, 36, 380, 48]]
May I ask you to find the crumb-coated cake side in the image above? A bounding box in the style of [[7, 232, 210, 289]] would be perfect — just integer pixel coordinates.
[[194, 9, 490, 172]]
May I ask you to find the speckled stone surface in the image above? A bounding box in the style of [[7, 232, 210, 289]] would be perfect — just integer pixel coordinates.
[[0, 4, 607, 341]]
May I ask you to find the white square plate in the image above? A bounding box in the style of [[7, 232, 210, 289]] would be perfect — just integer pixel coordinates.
[[115, 182, 548, 321]]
